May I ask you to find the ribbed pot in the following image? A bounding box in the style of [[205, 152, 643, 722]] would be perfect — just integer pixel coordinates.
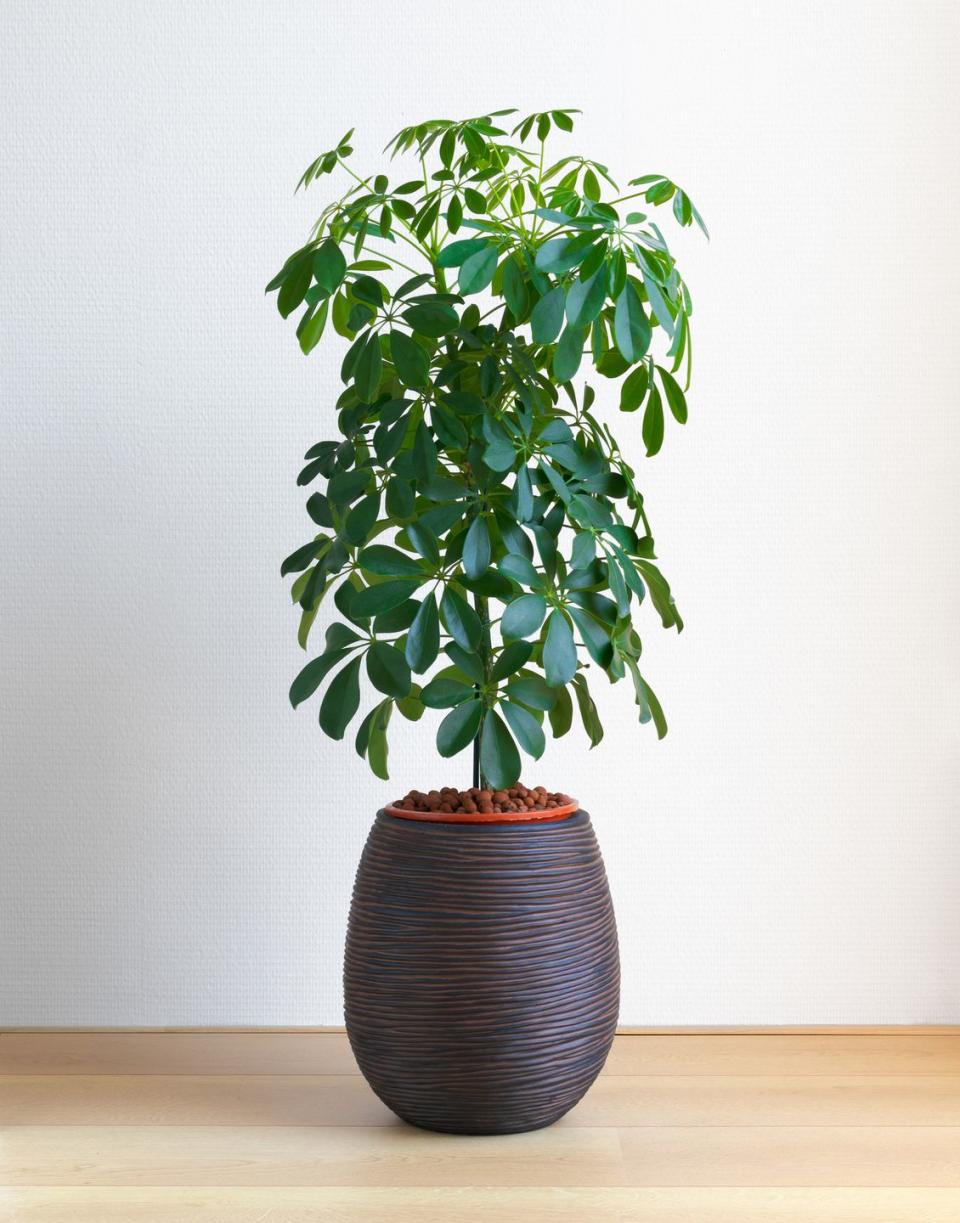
[[343, 807, 619, 1134]]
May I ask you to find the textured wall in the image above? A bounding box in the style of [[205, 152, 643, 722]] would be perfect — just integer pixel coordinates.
[[2, 0, 959, 1025]]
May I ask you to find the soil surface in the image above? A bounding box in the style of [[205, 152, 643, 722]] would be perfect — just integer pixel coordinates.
[[389, 783, 574, 816]]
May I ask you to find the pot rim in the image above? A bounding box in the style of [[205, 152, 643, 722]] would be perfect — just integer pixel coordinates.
[[381, 800, 579, 825]]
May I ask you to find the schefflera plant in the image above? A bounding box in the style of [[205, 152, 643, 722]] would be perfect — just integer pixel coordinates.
[[269, 108, 707, 791]]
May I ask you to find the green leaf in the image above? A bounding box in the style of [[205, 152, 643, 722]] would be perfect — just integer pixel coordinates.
[[505, 672, 556, 712], [298, 300, 329, 354], [568, 606, 613, 667], [690, 200, 710, 239], [344, 493, 380, 545], [571, 532, 596, 569], [352, 276, 385, 308], [501, 700, 545, 759], [488, 641, 532, 684], [543, 610, 577, 686], [479, 709, 522, 789], [396, 687, 425, 721], [439, 587, 482, 650], [353, 334, 383, 403], [534, 235, 596, 274], [499, 551, 539, 587], [503, 255, 528, 319], [412, 422, 438, 482], [281, 539, 322, 576], [313, 240, 347, 294], [325, 622, 362, 650], [355, 703, 376, 757], [266, 244, 309, 293], [501, 593, 547, 640], [553, 325, 586, 382], [276, 258, 312, 318], [405, 592, 440, 673], [298, 603, 319, 649], [318, 656, 362, 739], [530, 285, 566, 344], [327, 469, 371, 505], [565, 268, 606, 329], [385, 477, 415, 519], [437, 699, 483, 757], [442, 390, 485, 416], [406, 521, 440, 566], [367, 641, 412, 698], [464, 187, 487, 213], [635, 558, 681, 631], [646, 178, 675, 205], [460, 570, 514, 599], [614, 282, 651, 363], [635, 667, 668, 738], [515, 466, 534, 521], [289, 647, 350, 708], [433, 405, 469, 451], [373, 599, 420, 633], [538, 460, 573, 505], [367, 701, 391, 779], [658, 365, 688, 423], [357, 545, 423, 578], [642, 273, 675, 336], [305, 492, 332, 527], [463, 516, 491, 579], [607, 554, 630, 617], [609, 248, 628, 297], [445, 641, 485, 682], [421, 677, 475, 708], [620, 363, 649, 412], [642, 385, 664, 456], [390, 330, 429, 389], [402, 302, 459, 338], [548, 683, 574, 736], [597, 349, 629, 378], [459, 245, 498, 295], [572, 672, 604, 747], [482, 425, 517, 472], [351, 579, 418, 617], [436, 237, 488, 267]]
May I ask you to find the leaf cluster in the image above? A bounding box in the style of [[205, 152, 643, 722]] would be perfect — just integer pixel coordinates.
[[268, 108, 706, 788]]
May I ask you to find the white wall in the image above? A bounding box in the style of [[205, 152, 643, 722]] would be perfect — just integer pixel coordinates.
[[2, 0, 959, 1026]]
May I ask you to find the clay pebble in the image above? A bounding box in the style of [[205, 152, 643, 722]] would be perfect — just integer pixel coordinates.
[[391, 783, 574, 815]]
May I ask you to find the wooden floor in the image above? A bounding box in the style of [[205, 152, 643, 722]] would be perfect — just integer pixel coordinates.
[[2, 1031, 960, 1221]]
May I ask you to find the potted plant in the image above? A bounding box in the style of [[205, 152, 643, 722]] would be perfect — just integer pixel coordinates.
[[268, 108, 706, 1134]]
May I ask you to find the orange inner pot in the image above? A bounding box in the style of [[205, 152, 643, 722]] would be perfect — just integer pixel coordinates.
[[383, 801, 579, 825]]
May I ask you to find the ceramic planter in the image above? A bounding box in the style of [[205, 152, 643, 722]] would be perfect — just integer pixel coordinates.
[[343, 805, 619, 1134]]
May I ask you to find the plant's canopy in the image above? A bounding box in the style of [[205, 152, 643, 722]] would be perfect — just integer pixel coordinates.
[[268, 108, 707, 789]]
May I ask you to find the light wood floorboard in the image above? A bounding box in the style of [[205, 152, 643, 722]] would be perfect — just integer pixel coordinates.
[[5, 1072, 960, 1127], [4, 1186, 960, 1223], [5, 1029, 960, 1075], [2, 1032, 959, 1220], [0, 1124, 625, 1188]]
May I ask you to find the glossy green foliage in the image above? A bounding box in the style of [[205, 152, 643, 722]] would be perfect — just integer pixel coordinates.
[[269, 109, 706, 787]]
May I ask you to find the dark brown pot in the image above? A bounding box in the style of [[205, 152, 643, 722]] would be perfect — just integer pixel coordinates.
[[343, 807, 619, 1134]]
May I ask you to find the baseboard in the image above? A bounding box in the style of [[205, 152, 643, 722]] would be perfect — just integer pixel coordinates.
[[3, 1024, 959, 1034]]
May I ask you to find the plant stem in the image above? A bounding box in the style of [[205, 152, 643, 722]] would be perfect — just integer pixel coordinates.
[[472, 590, 491, 790]]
